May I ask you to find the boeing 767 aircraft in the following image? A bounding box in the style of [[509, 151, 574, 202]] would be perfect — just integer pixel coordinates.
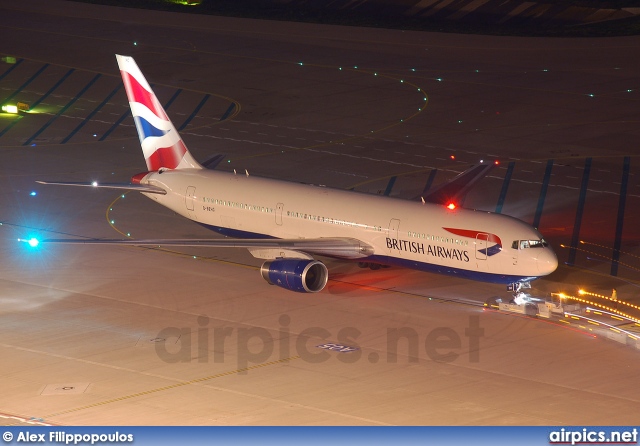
[[35, 55, 558, 294]]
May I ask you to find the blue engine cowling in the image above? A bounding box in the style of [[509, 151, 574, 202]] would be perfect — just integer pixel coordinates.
[[260, 259, 328, 293]]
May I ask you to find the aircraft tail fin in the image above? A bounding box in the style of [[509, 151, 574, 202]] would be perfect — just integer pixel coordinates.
[[116, 54, 202, 171]]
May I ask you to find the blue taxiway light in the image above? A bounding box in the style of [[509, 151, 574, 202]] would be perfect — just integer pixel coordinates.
[[19, 237, 40, 248]]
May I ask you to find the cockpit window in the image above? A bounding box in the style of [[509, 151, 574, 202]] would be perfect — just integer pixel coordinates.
[[514, 239, 548, 249], [529, 239, 548, 248]]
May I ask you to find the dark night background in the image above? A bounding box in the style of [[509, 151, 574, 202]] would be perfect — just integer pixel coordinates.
[[71, 0, 640, 36]]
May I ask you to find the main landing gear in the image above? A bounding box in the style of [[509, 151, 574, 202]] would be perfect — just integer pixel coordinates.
[[357, 262, 389, 271]]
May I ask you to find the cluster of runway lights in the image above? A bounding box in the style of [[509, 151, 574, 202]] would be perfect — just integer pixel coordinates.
[[298, 63, 429, 118], [555, 289, 640, 325]]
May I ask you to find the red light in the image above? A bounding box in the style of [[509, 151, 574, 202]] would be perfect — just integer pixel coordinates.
[[494, 160, 500, 165], [446, 202, 456, 210], [450, 155, 455, 160]]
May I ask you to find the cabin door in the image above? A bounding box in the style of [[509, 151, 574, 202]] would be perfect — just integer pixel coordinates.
[[475, 233, 488, 261], [388, 218, 401, 255], [185, 186, 196, 219]]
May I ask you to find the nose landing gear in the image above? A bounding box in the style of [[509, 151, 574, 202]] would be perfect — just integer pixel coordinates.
[[507, 281, 531, 305]]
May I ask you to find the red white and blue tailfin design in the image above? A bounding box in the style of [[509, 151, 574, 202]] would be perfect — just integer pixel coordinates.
[[116, 54, 201, 171]]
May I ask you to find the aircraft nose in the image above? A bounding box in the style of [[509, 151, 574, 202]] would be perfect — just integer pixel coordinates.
[[537, 248, 558, 275]]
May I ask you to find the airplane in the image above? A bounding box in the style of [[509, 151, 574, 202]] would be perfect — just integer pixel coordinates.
[[33, 54, 558, 296]]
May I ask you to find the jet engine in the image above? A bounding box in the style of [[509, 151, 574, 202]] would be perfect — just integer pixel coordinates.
[[260, 259, 328, 293]]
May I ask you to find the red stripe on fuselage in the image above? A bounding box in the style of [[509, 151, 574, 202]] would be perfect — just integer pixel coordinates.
[[120, 70, 168, 121], [443, 227, 502, 246]]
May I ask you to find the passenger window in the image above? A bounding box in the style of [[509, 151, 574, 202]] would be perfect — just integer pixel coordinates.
[[512, 241, 519, 249], [520, 240, 529, 249]]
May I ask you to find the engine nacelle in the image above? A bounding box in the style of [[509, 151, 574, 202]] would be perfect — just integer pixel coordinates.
[[260, 259, 328, 293]]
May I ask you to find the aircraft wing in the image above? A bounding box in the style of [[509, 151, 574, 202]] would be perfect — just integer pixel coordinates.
[[39, 236, 374, 260], [419, 163, 494, 205], [35, 180, 166, 195]]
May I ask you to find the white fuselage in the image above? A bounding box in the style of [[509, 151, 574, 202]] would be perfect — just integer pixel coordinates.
[[140, 168, 557, 284]]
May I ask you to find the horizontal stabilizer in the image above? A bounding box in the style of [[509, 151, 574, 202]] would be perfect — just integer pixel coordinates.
[[36, 180, 166, 195], [421, 163, 494, 205], [41, 236, 374, 260], [201, 153, 227, 170]]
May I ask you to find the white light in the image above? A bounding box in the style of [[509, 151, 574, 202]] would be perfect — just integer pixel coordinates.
[[92, 181, 98, 187], [2, 105, 18, 114], [28, 238, 39, 248]]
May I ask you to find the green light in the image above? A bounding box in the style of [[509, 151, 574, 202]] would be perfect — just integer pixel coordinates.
[[1, 56, 16, 64], [298, 62, 303, 66], [354, 66, 358, 69], [170, 0, 203, 5], [2, 105, 18, 114], [110, 220, 115, 224], [436, 78, 442, 82]]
